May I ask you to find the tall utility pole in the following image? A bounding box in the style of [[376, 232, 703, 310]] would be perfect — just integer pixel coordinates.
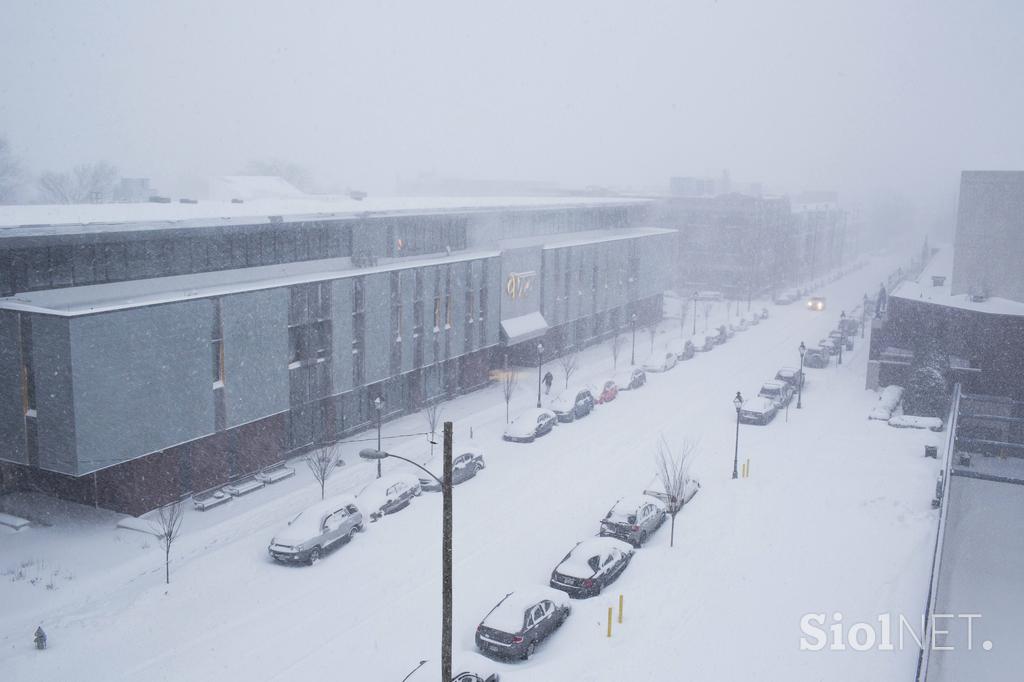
[[441, 421, 453, 682]]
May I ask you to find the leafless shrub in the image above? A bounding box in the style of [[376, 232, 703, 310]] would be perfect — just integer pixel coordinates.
[[557, 350, 579, 389], [424, 401, 444, 457], [306, 443, 340, 500], [654, 437, 698, 548], [156, 500, 185, 585]]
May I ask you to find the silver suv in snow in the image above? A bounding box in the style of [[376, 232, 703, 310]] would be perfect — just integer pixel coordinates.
[[268, 494, 364, 565]]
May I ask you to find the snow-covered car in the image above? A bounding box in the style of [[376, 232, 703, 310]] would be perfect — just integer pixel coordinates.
[[803, 348, 830, 368], [731, 319, 748, 333], [404, 654, 500, 682], [594, 379, 618, 404], [268, 495, 363, 565], [807, 295, 826, 311], [695, 334, 717, 352], [758, 380, 794, 409], [714, 325, 731, 344], [666, 338, 696, 361], [739, 396, 778, 425], [357, 473, 421, 522], [820, 337, 840, 356], [775, 367, 804, 390], [599, 495, 667, 547], [759, 307, 769, 320], [550, 387, 595, 423], [773, 289, 800, 305], [839, 317, 859, 336], [614, 367, 646, 390], [418, 450, 486, 491], [641, 350, 677, 373], [503, 408, 557, 442], [549, 537, 634, 598], [475, 588, 571, 660]]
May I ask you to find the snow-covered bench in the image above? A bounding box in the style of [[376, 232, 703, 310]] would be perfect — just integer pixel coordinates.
[[222, 478, 265, 497], [888, 415, 944, 432], [255, 464, 295, 485], [193, 490, 232, 511]]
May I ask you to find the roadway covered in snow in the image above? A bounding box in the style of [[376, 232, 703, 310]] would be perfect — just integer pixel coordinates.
[[0, 256, 943, 681]]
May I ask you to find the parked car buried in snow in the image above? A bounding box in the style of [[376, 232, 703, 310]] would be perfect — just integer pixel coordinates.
[[641, 350, 678, 373], [549, 537, 634, 598], [475, 588, 571, 660], [803, 348, 830, 369], [695, 334, 717, 352], [739, 396, 778, 425], [758, 380, 795, 409], [268, 494, 363, 565], [357, 473, 421, 521], [599, 495, 667, 547], [550, 386, 596, 422], [594, 379, 619, 404], [775, 366, 805, 390], [418, 450, 486, 491], [613, 367, 646, 390], [666, 338, 696, 361], [503, 408, 557, 442]]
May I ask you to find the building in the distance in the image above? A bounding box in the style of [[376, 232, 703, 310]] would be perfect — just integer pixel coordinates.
[[867, 171, 1024, 399], [0, 196, 673, 515]]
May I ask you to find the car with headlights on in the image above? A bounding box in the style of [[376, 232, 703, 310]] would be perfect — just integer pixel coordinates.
[[613, 366, 646, 390], [739, 396, 778, 425], [503, 408, 557, 442], [268, 495, 363, 565], [550, 386, 596, 423], [599, 495, 667, 547], [807, 295, 826, 311], [418, 450, 486, 491], [549, 537, 634, 598], [357, 473, 421, 521], [475, 588, 571, 660]]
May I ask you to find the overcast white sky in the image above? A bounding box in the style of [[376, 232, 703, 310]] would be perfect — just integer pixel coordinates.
[[2, 0, 1022, 214]]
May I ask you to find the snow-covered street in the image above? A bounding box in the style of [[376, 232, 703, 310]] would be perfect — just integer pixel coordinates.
[[0, 257, 944, 681]]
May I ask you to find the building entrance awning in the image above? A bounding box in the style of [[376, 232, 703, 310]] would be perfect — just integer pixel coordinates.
[[500, 311, 549, 345]]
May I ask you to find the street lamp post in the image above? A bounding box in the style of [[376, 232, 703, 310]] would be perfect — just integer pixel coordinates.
[[838, 311, 845, 366], [732, 392, 743, 480], [797, 342, 806, 409], [374, 396, 383, 479], [359, 420, 454, 682], [692, 291, 698, 336], [630, 312, 638, 365], [536, 342, 544, 408]]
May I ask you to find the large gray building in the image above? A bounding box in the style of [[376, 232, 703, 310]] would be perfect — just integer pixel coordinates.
[[0, 196, 674, 514], [951, 171, 1024, 302]]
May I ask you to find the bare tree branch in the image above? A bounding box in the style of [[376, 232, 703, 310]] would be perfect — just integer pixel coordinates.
[[654, 437, 698, 548], [306, 443, 340, 500], [156, 500, 185, 584], [500, 359, 518, 423], [557, 349, 579, 389], [424, 401, 444, 456]]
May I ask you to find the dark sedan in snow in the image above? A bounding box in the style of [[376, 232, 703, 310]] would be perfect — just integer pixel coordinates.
[[613, 367, 646, 390], [739, 396, 778, 425], [549, 537, 634, 598], [598, 495, 667, 547], [503, 408, 557, 442], [418, 450, 486, 491], [475, 588, 571, 660]]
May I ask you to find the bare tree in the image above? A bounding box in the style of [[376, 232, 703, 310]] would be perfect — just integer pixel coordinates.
[[611, 334, 624, 369], [0, 136, 24, 203], [38, 161, 119, 203], [654, 437, 698, 548], [156, 500, 185, 585], [647, 322, 658, 353], [500, 362, 518, 423], [424, 401, 444, 456], [557, 350, 579, 389], [702, 302, 714, 332], [678, 303, 689, 339], [306, 443, 340, 500]]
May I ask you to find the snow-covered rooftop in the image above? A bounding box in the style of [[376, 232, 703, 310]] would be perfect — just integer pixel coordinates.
[[0, 249, 500, 316], [0, 195, 651, 237], [892, 246, 1024, 317], [497, 226, 675, 251]]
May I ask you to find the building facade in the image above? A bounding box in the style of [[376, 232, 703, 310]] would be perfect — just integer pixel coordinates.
[[0, 197, 672, 515]]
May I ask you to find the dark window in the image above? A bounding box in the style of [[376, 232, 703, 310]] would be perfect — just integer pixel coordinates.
[[20, 315, 34, 413]]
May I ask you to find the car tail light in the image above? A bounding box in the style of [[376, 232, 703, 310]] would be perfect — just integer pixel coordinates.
[[631, 525, 640, 532], [583, 579, 594, 588], [512, 635, 524, 644]]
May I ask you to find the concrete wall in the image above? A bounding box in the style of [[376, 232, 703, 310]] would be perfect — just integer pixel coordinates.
[[0, 311, 27, 465], [952, 171, 1024, 303], [70, 301, 215, 474], [222, 289, 289, 427]]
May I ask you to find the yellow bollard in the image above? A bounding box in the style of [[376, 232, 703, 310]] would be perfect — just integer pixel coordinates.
[[607, 607, 613, 637], [618, 594, 624, 624]]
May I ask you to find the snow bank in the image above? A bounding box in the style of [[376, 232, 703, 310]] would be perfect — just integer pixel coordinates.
[[887, 415, 943, 431], [869, 385, 903, 420], [0, 512, 30, 530]]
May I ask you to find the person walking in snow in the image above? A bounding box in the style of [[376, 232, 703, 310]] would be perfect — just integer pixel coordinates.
[[543, 371, 554, 395]]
